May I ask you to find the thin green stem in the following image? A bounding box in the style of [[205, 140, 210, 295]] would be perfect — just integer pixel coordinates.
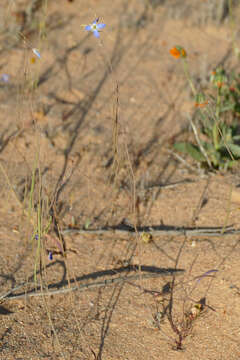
[[182, 58, 196, 96], [213, 86, 221, 150]]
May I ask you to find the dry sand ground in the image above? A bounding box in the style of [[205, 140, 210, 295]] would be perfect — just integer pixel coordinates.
[[0, 0, 240, 359]]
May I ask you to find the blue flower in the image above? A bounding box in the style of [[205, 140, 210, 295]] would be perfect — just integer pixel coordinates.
[[48, 251, 53, 261], [32, 48, 41, 59], [85, 18, 106, 38], [0, 74, 9, 83]]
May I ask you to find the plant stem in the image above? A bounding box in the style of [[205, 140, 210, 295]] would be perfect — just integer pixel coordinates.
[[213, 86, 221, 150], [182, 58, 196, 96]]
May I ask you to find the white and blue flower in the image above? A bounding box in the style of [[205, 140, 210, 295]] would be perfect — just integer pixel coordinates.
[[85, 18, 106, 38]]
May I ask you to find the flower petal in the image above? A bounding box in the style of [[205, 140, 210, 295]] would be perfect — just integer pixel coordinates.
[[0, 74, 9, 83], [85, 25, 91, 31], [93, 30, 100, 38], [97, 23, 106, 30], [32, 48, 41, 59], [170, 47, 180, 59]]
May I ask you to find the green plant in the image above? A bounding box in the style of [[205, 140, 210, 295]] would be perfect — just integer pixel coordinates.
[[173, 66, 240, 170]]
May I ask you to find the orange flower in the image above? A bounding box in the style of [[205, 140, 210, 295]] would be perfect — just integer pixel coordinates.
[[217, 81, 224, 88], [210, 68, 227, 88], [194, 93, 208, 108], [170, 46, 187, 59], [194, 100, 208, 108]]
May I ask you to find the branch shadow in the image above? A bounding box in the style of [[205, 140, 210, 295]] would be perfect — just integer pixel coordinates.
[[3, 262, 185, 299]]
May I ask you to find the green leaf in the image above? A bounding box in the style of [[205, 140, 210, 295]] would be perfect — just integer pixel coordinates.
[[84, 219, 91, 229], [227, 143, 240, 158], [220, 103, 235, 112], [173, 142, 206, 162], [202, 142, 214, 152], [232, 135, 240, 140]]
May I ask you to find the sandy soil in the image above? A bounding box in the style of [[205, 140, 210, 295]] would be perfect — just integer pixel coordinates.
[[0, 0, 240, 359]]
